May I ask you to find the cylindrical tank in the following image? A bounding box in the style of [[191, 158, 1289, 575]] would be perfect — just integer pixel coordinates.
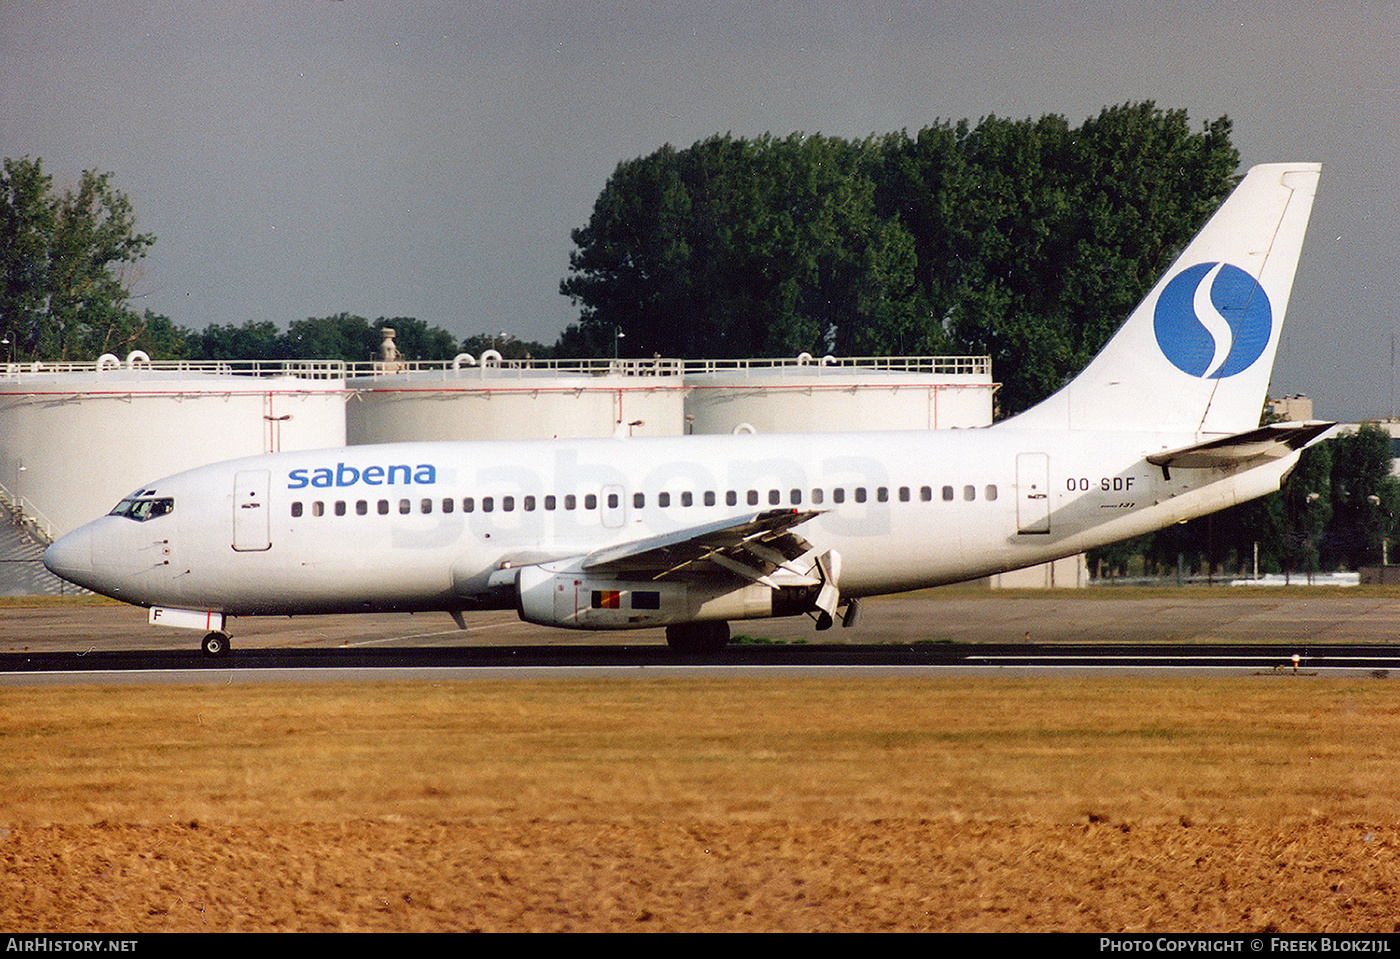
[[683, 355, 996, 434], [0, 360, 346, 538], [346, 358, 687, 443]]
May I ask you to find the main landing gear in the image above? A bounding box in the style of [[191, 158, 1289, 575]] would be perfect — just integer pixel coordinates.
[[664, 620, 730, 654], [202, 630, 231, 658]]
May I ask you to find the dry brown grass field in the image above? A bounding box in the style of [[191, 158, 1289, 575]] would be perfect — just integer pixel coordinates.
[[4, 673, 1400, 932]]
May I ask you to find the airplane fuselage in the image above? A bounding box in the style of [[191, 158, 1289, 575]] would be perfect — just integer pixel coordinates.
[[39, 164, 1325, 652], [49, 427, 1293, 623]]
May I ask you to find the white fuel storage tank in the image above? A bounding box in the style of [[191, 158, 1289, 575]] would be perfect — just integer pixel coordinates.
[[345, 355, 687, 443], [683, 355, 996, 434], [0, 357, 347, 540]]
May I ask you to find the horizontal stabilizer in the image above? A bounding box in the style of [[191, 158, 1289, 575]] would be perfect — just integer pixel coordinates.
[[1146, 421, 1336, 472]]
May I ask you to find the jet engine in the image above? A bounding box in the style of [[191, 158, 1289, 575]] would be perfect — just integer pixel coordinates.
[[514, 564, 818, 630]]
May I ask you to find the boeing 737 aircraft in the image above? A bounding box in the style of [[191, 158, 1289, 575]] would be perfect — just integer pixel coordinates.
[[44, 163, 1326, 657]]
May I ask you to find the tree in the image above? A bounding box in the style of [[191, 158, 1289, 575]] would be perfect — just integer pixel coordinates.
[[1321, 425, 1400, 570], [883, 105, 1238, 414], [186, 314, 464, 364], [187, 320, 284, 361], [109, 309, 188, 360], [372, 316, 460, 363], [460, 332, 553, 361], [561, 133, 923, 361], [282, 313, 375, 362], [0, 157, 156, 361], [559, 105, 1239, 417]]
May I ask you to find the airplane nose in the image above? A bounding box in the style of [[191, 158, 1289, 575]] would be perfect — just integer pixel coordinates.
[[43, 527, 94, 584]]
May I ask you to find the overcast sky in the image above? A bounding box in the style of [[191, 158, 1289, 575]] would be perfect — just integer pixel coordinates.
[[3, 0, 1398, 420]]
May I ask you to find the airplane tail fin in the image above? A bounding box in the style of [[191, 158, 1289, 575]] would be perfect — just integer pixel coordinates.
[[1006, 162, 1321, 435]]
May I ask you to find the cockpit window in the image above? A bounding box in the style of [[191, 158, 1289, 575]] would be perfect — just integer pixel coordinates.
[[108, 497, 175, 522]]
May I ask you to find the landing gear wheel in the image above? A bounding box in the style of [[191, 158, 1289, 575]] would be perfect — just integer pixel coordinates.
[[201, 631, 231, 658], [665, 620, 730, 654]]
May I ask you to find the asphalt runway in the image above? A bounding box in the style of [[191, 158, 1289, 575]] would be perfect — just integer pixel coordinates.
[[5, 588, 1400, 655]]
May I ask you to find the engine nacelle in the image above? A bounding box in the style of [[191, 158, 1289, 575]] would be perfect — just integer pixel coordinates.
[[516, 563, 815, 630]]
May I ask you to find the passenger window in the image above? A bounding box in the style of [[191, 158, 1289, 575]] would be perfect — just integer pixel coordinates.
[[790, 489, 802, 505], [585, 494, 597, 510], [334, 501, 346, 516], [356, 500, 368, 516], [658, 492, 670, 508], [833, 488, 845, 504], [606, 493, 618, 509], [921, 486, 932, 502], [942, 486, 954, 502], [854, 488, 867, 503], [502, 496, 514, 511], [811, 488, 824, 504], [898, 487, 910, 502], [379, 500, 390, 515], [524, 496, 536, 511], [545, 495, 556, 510], [747, 490, 758, 506], [398, 499, 411, 514], [704, 491, 716, 507], [964, 485, 976, 501], [291, 502, 303, 518], [463, 497, 474, 512], [681, 491, 692, 507], [442, 498, 454, 513], [482, 497, 494, 512], [876, 487, 889, 503], [568, 494, 579, 510], [768, 490, 780, 505], [985, 485, 998, 501], [313, 502, 325, 517], [421, 498, 433, 514], [633, 492, 645, 509], [726, 491, 737, 506]]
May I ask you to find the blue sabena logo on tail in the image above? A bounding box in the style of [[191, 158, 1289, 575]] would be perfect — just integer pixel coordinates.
[[1154, 262, 1272, 378]]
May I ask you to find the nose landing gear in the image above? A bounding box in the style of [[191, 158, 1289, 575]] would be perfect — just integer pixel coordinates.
[[201, 631, 231, 658]]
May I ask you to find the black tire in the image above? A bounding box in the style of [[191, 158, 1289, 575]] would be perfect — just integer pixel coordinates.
[[201, 631, 231, 658], [665, 620, 729, 654]]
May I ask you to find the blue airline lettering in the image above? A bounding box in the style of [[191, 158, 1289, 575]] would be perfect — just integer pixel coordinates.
[[287, 463, 437, 490]]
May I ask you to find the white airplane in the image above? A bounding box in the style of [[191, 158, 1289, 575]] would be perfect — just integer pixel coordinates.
[[44, 163, 1327, 657]]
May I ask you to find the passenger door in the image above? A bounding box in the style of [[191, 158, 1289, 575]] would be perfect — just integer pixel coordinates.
[[233, 470, 272, 551], [1016, 453, 1051, 535]]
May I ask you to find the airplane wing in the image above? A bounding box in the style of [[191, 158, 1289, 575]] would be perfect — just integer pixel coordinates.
[[1146, 421, 1336, 475], [582, 508, 824, 586]]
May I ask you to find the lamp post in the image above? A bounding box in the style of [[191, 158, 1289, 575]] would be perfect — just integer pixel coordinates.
[[1368, 494, 1389, 569], [1306, 492, 1320, 584]]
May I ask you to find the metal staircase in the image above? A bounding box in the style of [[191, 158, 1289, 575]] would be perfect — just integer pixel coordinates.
[[0, 487, 73, 596]]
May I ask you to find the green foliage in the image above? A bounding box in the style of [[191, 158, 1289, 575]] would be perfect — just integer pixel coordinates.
[[186, 319, 284, 360], [1, 157, 156, 361], [186, 314, 464, 364], [1321, 424, 1400, 569], [1091, 426, 1400, 579], [460, 332, 554, 361], [560, 104, 1239, 414], [107, 309, 189, 360], [561, 133, 926, 360]]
